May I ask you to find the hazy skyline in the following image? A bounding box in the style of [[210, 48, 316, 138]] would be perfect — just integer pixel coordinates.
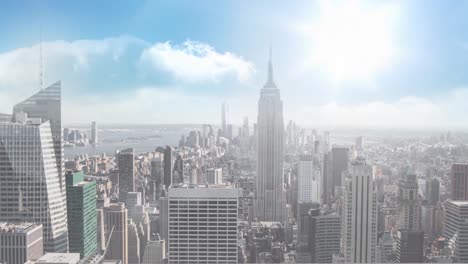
[[1, 0, 468, 129]]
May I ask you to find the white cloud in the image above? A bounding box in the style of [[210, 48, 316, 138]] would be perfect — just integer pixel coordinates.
[[291, 91, 468, 130], [140, 40, 255, 83]]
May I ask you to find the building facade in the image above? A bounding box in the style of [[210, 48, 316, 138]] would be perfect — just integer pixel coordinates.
[[104, 203, 128, 264], [255, 48, 286, 222], [443, 200, 468, 263], [451, 164, 468, 200], [0, 223, 43, 264], [66, 171, 97, 258], [118, 148, 135, 203], [167, 187, 238, 263], [341, 158, 378, 263]]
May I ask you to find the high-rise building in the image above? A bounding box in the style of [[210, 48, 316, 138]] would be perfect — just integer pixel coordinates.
[[104, 203, 128, 264], [322, 151, 331, 204], [128, 219, 141, 264], [118, 148, 135, 203], [91, 121, 98, 144], [307, 209, 341, 263], [331, 147, 349, 196], [297, 203, 320, 248], [425, 178, 440, 205], [341, 158, 378, 263], [451, 164, 468, 200], [0, 223, 43, 264], [173, 154, 184, 184], [12, 82, 64, 193], [163, 146, 173, 188], [443, 200, 468, 263], [297, 154, 321, 204], [0, 107, 69, 252], [255, 47, 286, 222], [66, 171, 97, 258], [396, 172, 424, 263], [167, 186, 238, 263], [397, 173, 421, 230], [221, 102, 227, 137], [150, 158, 163, 200], [96, 209, 105, 253], [355, 136, 363, 150]]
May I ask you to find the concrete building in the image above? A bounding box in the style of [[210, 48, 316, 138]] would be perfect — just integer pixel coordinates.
[[150, 158, 163, 200], [163, 146, 173, 188], [0, 223, 43, 264], [443, 200, 468, 263], [0, 92, 69, 253], [118, 148, 135, 203], [451, 164, 468, 200], [395, 229, 424, 263], [425, 178, 440, 205], [104, 204, 128, 264], [255, 47, 286, 222], [167, 186, 238, 263], [66, 171, 97, 258], [397, 173, 421, 230], [36, 253, 80, 264], [341, 158, 378, 263], [128, 220, 140, 264], [308, 210, 341, 263]]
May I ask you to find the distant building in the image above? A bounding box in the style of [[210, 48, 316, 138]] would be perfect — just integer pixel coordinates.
[[163, 146, 174, 188], [425, 178, 440, 205], [0, 223, 43, 264], [167, 186, 238, 263], [128, 220, 140, 264], [206, 168, 223, 184], [118, 148, 135, 203], [341, 158, 378, 263], [91, 121, 98, 144], [150, 158, 163, 200], [451, 164, 468, 200], [66, 171, 97, 258], [331, 147, 349, 196], [297, 154, 321, 204], [355, 136, 363, 150], [443, 200, 468, 263], [104, 204, 128, 264], [221, 102, 227, 137], [397, 173, 421, 230], [308, 210, 341, 263]]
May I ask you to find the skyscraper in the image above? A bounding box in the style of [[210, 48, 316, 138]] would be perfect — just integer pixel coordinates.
[[341, 158, 378, 263], [66, 171, 97, 258], [443, 200, 468, 263], [166, 186, 238, 263], [307, 209, 341, 263], [221, 102, 227, 137], [451, 164, 468, 200], [0, 84, 69, 253], [13, 81, 64, 192], [255, 46, 286, 222], [163, 146, 173, 188], [331, 147, 349, 196], [297, 154, 321, 204], [104, 203, 128, 264], [91, 121, 98, 144], [118, 148, 135, 203], [397, 173, 421, 230], [425, 178, 440, 205]]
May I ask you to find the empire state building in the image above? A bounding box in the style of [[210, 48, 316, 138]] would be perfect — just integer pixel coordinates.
[[255, 47, 286, 222]]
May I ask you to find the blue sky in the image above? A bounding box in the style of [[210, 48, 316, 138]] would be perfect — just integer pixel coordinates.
[[1, 0, 468, 129]]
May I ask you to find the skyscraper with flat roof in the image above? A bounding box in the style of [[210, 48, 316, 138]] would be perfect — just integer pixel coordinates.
[[167, 186, 238, 263], [118, 148, 135, 203], [451, 164, 468, 200], [66, 171, 97, 258], [104, 203, 128, 264], [341, 158, 378, 263], [443, 200, 468, 263]]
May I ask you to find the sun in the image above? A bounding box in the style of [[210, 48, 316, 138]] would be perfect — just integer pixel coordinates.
[[305, 1, 400, 83]]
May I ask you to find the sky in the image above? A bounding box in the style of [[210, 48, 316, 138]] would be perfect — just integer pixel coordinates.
[[1, 0, 468, 130]]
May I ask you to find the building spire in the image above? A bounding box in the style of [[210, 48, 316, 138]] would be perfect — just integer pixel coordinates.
[[265, 41, 276, 88]]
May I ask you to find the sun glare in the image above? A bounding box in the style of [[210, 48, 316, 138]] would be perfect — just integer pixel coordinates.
[[307, 1, 399, 83]]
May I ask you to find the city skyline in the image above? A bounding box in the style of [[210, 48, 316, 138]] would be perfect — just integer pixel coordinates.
[[2, 1, 468, 129]]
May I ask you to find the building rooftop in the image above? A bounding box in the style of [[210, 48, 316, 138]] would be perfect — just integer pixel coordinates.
[[36, 253, 81, 264], [448, 200, 468, 206], [0, 222, 42, 233]]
